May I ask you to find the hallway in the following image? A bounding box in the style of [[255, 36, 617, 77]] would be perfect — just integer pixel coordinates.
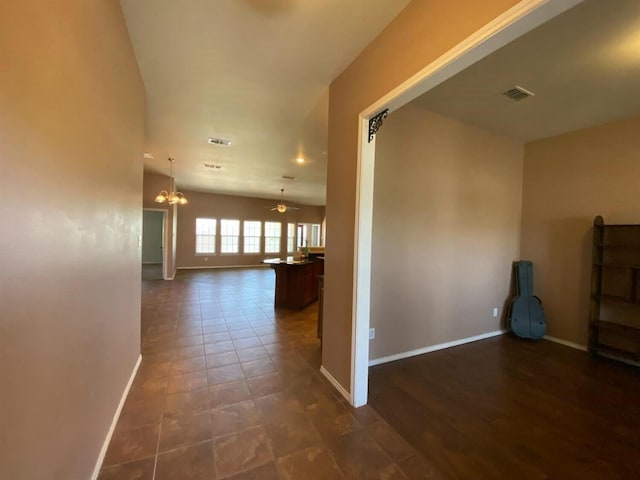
[[99, 268, 431, 479]]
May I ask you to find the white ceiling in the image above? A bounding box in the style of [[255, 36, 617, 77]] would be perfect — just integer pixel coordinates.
[[120, 0, 410, 205], [414, 0, 640, 142]]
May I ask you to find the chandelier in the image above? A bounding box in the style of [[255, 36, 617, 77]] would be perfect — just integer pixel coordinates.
[[155, 157, 188, 205]]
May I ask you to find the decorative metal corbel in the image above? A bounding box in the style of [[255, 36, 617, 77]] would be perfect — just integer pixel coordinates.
[[368, 109, 389, 143]]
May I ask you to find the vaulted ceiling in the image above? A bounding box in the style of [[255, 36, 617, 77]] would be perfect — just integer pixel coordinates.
[[120, 0, 411, 205]]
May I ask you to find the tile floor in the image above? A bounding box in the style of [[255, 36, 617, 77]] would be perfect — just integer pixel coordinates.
[[99, 268, 434, 479]]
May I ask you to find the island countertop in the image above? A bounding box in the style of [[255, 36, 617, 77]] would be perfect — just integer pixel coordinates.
[[262, 256, 316, 266]]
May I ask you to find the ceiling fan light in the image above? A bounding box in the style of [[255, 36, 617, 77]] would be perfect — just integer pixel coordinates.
[[276, 204, 287, 213]]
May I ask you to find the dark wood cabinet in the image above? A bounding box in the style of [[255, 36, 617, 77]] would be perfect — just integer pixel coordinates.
[[266, 258, 324, 309], [589, 215, 640, 364]]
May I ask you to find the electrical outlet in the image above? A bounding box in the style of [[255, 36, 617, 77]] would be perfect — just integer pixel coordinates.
[[369, 328, 375, 340], [492, 307, 499, 318]]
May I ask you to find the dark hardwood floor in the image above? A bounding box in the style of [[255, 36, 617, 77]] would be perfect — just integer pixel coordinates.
[[368, 335, 640, 480]]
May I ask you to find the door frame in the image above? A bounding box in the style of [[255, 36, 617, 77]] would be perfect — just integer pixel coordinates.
[[350, 0, 584, 407]]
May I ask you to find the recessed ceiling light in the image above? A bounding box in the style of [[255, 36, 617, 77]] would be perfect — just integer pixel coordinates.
[[208, 137, 232, 146], [143, 153, 154, 159], [295, 157, 305, 164]]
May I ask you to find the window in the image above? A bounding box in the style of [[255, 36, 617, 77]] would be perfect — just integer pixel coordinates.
[[195, 218, 216, 254], [298, 223, 322, 247], [264, 221, 281, 253], [311, 224, 321, 246], [220, 219, 240, 253], [287, 223, 296, 253], [243, 220, 262, 254]]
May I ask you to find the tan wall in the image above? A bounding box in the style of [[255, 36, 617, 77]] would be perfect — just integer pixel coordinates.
[[325, 0, 522, 391], [143, 172, 177, 276], [176, 190, 325, 268], [520, 115, 640, 346], [371, 105, 523, 360], [0, 1, 145, 479]]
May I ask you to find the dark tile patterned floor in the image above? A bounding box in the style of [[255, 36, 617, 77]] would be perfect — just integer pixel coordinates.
[[100, 268, 431, 479]]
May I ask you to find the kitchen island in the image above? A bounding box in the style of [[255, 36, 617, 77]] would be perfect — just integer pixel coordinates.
[[263, 257, 324, 309]]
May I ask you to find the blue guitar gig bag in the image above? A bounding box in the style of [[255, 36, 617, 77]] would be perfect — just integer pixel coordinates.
[[508, 260, 547, 340]]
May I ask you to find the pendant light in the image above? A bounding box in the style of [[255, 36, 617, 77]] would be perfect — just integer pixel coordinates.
[[155, 157, 188, 205]]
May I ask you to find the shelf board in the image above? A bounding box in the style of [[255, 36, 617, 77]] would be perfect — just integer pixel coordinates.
[[594, 293, 640, 304], [597, 320, 640, 333], [602, 224, 640, 228], [595, 262, 640, 269], [594, 348, 640, 367], [593, 343, 640, 361]]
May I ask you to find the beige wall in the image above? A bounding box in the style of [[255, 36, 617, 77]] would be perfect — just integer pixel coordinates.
[[176, 190, 325, 268], [0, 1, 145, 479], [371, 105, 523, 360], [520, 114, 640, 346], [143, 172, 177, 276], [325, 0, 522, 391]]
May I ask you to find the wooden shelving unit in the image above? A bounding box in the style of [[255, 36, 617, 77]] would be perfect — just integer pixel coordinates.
[[589, 216, 640, 364]]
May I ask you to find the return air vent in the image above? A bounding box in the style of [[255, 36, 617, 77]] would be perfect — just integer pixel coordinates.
[[502, 85, 535, 101], [208, 137, 232, 146], [282, 175, 296, 180], [203, 163, 222, 170]]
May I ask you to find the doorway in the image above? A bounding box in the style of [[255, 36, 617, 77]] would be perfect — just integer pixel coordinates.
[[142, 209, 165, 280], [350, 0, 584, 406]]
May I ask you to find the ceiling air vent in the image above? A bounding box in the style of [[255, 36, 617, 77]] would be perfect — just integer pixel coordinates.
[[208, 137, 232, 146], [502, 85, 535, 101], [204, 163, 222, 170], [282, 175, 296, 180]]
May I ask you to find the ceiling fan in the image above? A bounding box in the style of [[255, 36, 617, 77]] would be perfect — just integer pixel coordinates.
[[270, 188, 299, 213]]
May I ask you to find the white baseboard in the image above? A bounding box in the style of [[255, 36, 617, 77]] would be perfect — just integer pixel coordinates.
[[90, 354, 142, 480], [166, 269, 176, 280], [369, 329, 506, 367], [177, 264, 270, 270], [544, 335, 587, 352], [320, 365, 352, 404]]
